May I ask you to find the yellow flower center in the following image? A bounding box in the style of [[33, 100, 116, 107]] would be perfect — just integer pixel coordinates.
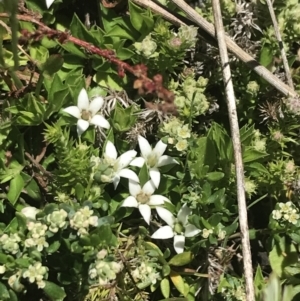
[[136, 192, 150, 204], [174, 222, 184, 234], [81, 110, 91, 121], [147, 153, 157, 168]]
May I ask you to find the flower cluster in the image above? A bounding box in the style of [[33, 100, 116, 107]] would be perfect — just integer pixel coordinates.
[[160, 117, 191, 153], [23, 262, 48, 289], [70, 206, 98, 236], [0, 233, 21, 255], [173, 76, 210, 118], [131, 261, 160, 286], [88, 249, 123, 286], [134, 34, 158, 58], [25, 222, 49, 252], [47, 209, 68, 233], [272, 201, 300, 225]]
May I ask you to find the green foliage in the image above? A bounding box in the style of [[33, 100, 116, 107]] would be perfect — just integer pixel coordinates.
[[1, 0, 300, 300]]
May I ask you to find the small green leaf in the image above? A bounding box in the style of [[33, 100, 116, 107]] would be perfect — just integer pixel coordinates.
[[7, 174, 24, 205], [170, 271, 186, 296], [160, 278, 170, 299], [42, 54, 64, 77], [47, 241, 61, 254], [169, 252, 193, 266], [43, 281, 66, 301], [269, 236, 298, 278], [259, 44, 273, 68], [206, 172, 224, 181]]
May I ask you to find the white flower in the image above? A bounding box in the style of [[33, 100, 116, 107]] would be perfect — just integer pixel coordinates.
[[63, 88, 110, 136], [130, 136, 178, 188], [46, 0, 55, 8], [122, 180, 170, 225], [21, 206, 40, 220], [103, 141, 139, 189], [151, 204, 200, 253]]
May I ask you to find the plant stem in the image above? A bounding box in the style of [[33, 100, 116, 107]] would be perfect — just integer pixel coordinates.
[[211, 0, 254, 300]]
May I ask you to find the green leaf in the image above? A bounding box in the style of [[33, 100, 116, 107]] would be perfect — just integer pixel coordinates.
[[243, 148, 268, 163], [128, 1, 154, 33], [43, 281, 66, 301], [70, 14, 102, 45], [206, 172, 224, 181], [0, 282, 10, 300], [47, 241, 61, 254], [262, 273, 281, 301], [206, 188, 225, 205], [259, 44, 273, 69], [15, 212, 27, 232], [42, 54, 64, 78], [7, 174, 24, 205], [170, 271, 187, 296], [254, 265, 265, 295], [269, 236, 298, 278], [168, 252, 193, 266], [112, 102, 137, 132], [162, 264, 171, 277], [138, 164, 149, 187], [160, 278, 170, 299]]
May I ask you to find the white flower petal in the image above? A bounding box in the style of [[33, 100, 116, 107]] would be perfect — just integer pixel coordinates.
[[174, 235, 185, 254], [105, 141, 117, 160], [177, 203, 191, 226], [185, 224, 201, 237], [149, 195, 168, 206], [151, 226, 174, 239], [118, 169, 139, 183], [122, 196, 138, 208], [46, 0, 55, 8], [90, 115, 110, 129], [156, 207, 175, 227], [128, 180, 142, 197], [21, 206, 40, 220], [117, 150, 137, 170], [63, 106, 81, 119], [77, 119, 89, 136], [149, 168, 161, 189], [153, 140, 167, 158], [130, 157, 145, 167], [89, 97, 104, 116], [112, 175, 120, 190], [138, 135, 152, 158], [142, 180, 156, 195], [157, 155, 178, 167], [77, 88, 89, 111], [139, 204, 151, 224]]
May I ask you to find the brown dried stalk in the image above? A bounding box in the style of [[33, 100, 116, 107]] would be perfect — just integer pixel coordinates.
[[211, 0, 255, 300]]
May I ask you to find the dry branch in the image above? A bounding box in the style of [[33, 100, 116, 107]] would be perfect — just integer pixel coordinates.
[[211, 0, 255, 300]]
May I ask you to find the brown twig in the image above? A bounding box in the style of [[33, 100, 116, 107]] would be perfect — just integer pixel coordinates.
[[211, 0, 254, 300]]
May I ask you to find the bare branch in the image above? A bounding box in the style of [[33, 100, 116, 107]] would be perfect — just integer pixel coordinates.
[[211, 0, 255, 300]]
